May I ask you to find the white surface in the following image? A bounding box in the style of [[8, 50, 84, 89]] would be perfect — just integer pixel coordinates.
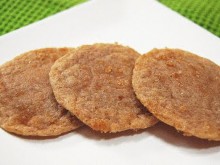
[[0, 0, 220, 164]]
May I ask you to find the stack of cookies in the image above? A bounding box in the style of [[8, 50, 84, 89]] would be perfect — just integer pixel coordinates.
[[0, 44, 219, 141]]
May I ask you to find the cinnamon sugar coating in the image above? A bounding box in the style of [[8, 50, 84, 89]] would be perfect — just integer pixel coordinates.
[[50, 44, 158, 133], [0, 48, 82, 136], [133, 49, 220, 141]]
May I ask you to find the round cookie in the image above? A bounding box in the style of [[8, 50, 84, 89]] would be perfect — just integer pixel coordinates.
[[49, 44, 158, 133], [0, 48, 82, 136], [132, 48, 220, 141]]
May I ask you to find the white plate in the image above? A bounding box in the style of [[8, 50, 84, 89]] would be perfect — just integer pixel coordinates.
[[0, 0, 220, 164]]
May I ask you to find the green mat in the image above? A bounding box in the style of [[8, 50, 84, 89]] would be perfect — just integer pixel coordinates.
[[0, 0, 220, 37], [0, 0, 87, 36], [159, 0, 220, 38]]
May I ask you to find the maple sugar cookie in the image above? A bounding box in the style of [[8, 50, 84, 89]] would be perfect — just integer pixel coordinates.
[[132, 48, 220, 141], [0, 48, 82, 136], [50, 44, 158, 133]]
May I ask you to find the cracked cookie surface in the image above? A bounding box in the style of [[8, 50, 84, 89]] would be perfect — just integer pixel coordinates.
[[0, 48, 82, 136], [50, 44, 158, 133]]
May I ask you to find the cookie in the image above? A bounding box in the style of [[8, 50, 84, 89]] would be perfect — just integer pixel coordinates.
[[0, 48, 82, 136], [49, 44, 158, 133], [132, 48, 220, 141]]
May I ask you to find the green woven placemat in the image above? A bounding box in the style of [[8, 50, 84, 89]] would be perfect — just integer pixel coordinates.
[[159, 0, 220, 38], [0, 0, 87, 36], [0, 0, 220, 37]]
